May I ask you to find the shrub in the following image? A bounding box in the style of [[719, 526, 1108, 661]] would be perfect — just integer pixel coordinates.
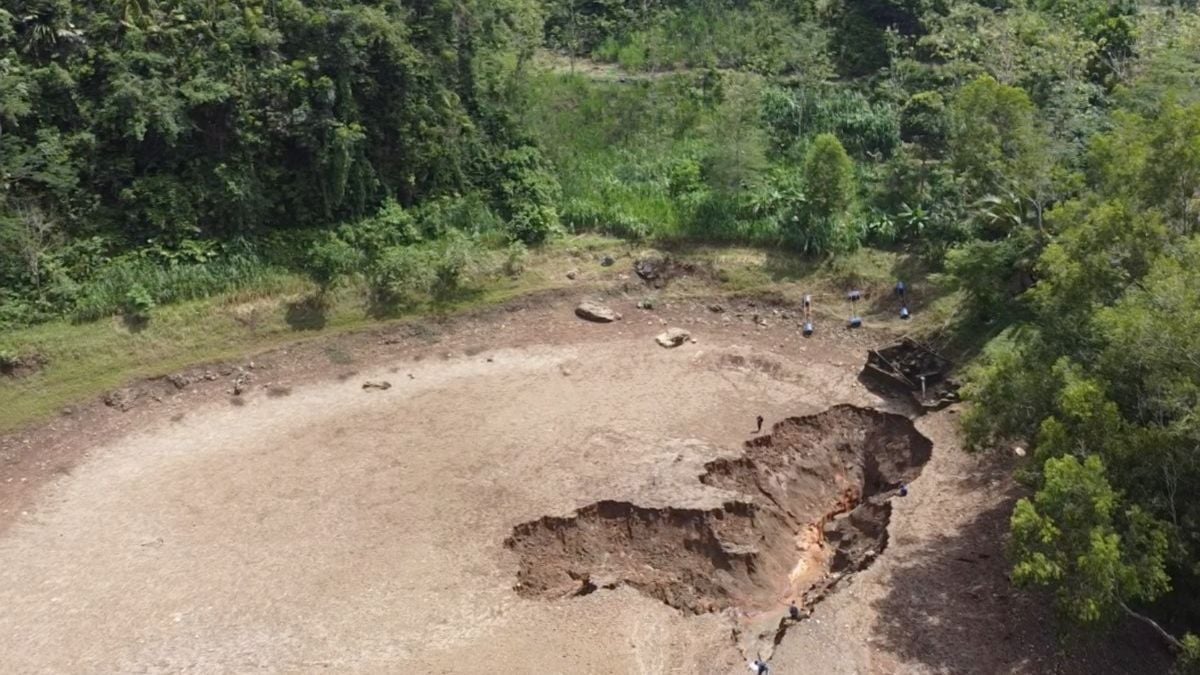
[[496, 146, 562, 245], [802, 133, 855, 222], [429, 231, 480, 301], [503, 241, 528, 277], [122, 284, 156, 320], [368, 245, 435, 308], [306, 234, 359, 294]]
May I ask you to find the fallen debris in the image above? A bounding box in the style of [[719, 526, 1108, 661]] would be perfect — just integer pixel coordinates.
[[861, 338, 960, 411], [362, 381, 392, 391]]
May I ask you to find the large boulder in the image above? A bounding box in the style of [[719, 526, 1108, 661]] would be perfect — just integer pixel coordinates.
[[575, 301, 621, 323], [656, 328, 691, 348]]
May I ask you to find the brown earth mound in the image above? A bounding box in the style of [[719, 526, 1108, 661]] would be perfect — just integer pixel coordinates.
[[505, 405, 932, 615]]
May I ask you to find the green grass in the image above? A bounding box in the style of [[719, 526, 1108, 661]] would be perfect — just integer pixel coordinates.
[[0, 237, 621, 434], [0, 237, 950, 434]]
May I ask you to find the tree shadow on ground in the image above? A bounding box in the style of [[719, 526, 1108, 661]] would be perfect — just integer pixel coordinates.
[[121, 313, 150, 333], [285, 295, 328, 331], [871, 488, 1174, 674]]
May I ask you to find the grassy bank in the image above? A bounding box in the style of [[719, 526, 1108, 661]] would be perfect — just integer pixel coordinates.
[[0, 239, 950, 435], [0, 236, 616, 433]]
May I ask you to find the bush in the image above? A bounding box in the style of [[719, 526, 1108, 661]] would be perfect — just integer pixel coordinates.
[[503, 241, 528, 277], [496, 146, 562, 245], [306, 234, 359, 294], [338, 199, 421, 261], [122, 284, 156, 320], [429, 231, 480, 301], [368, 245, 435, 309], [366, 232, 489, 309]]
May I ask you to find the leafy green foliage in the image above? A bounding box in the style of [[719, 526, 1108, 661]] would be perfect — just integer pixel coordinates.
[[496, 146, 562, 245], [121, 284, 156, 321], [0, 0, 544, 325], [307, 235, 359, 295], [803, 134, 856, 223], [1012, 455, 1170, 625]]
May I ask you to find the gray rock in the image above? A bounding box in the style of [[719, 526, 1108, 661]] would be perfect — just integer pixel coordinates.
[[600, 255, 615, 267], [566, 269, 578, 280], [166, 373, 192, 390], [656, 328, 691, 348], [103, 388, 141, 412], [575, 302, 621, 323]]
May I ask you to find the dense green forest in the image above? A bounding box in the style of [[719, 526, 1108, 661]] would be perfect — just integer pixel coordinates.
[[5, 0, 1200, 666]]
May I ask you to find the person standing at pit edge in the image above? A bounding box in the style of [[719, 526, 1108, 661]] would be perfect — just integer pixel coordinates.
[[756, 415, 765, 433]]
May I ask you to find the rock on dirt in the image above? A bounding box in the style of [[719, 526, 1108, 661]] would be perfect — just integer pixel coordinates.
[[103, 388, 142, 412], [575, 302, 621, 323], [566, 269, 578, 280], [634, 256, 667, 282], [166, 373, 192, 390], [232, 372, 251, 396], [708, 304, 724, 313], [600, 255, 615, 267], [362, 381, 392, 391], [656, 328, 691, 348]]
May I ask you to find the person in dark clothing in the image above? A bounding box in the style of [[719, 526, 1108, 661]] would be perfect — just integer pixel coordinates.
[[756, 415, 764, 433], [789, 602, 801, 621]]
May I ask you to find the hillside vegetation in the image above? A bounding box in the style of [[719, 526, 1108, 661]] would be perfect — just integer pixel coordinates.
[[5, 0, 1200, 666]]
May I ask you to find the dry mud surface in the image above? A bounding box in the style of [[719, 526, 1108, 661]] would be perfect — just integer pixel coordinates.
[[0, 296, 1171, 673]]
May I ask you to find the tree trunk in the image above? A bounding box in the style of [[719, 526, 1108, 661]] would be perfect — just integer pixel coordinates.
[[1121, 602, 1184, 652]]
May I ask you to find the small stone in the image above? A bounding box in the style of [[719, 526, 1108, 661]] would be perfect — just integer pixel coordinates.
[[566, 270, 578, 280], [362, 381, 392, 391], [600, 255, 615, 267], [708, 304, 724, 313]]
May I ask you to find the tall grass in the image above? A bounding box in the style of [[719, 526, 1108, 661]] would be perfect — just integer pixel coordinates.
[[71, 251, 291, 323]]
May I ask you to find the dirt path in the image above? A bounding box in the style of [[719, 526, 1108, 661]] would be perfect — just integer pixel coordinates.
[[0, 293, 1170, 673]]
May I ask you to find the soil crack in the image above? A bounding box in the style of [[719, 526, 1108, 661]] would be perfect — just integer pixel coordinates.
[[503, 405, 932, 617]]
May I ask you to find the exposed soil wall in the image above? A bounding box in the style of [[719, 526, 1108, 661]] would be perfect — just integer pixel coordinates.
[[505, 405, 932, 615]]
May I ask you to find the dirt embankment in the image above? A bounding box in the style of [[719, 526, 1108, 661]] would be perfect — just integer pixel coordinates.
[[505, 406, 932, 616]]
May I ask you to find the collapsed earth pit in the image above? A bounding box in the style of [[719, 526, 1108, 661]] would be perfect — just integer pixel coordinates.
[[505, 405, 932, 615]]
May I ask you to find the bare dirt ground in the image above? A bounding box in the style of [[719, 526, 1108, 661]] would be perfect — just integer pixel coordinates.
[[0, 289, 1171, 673]]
